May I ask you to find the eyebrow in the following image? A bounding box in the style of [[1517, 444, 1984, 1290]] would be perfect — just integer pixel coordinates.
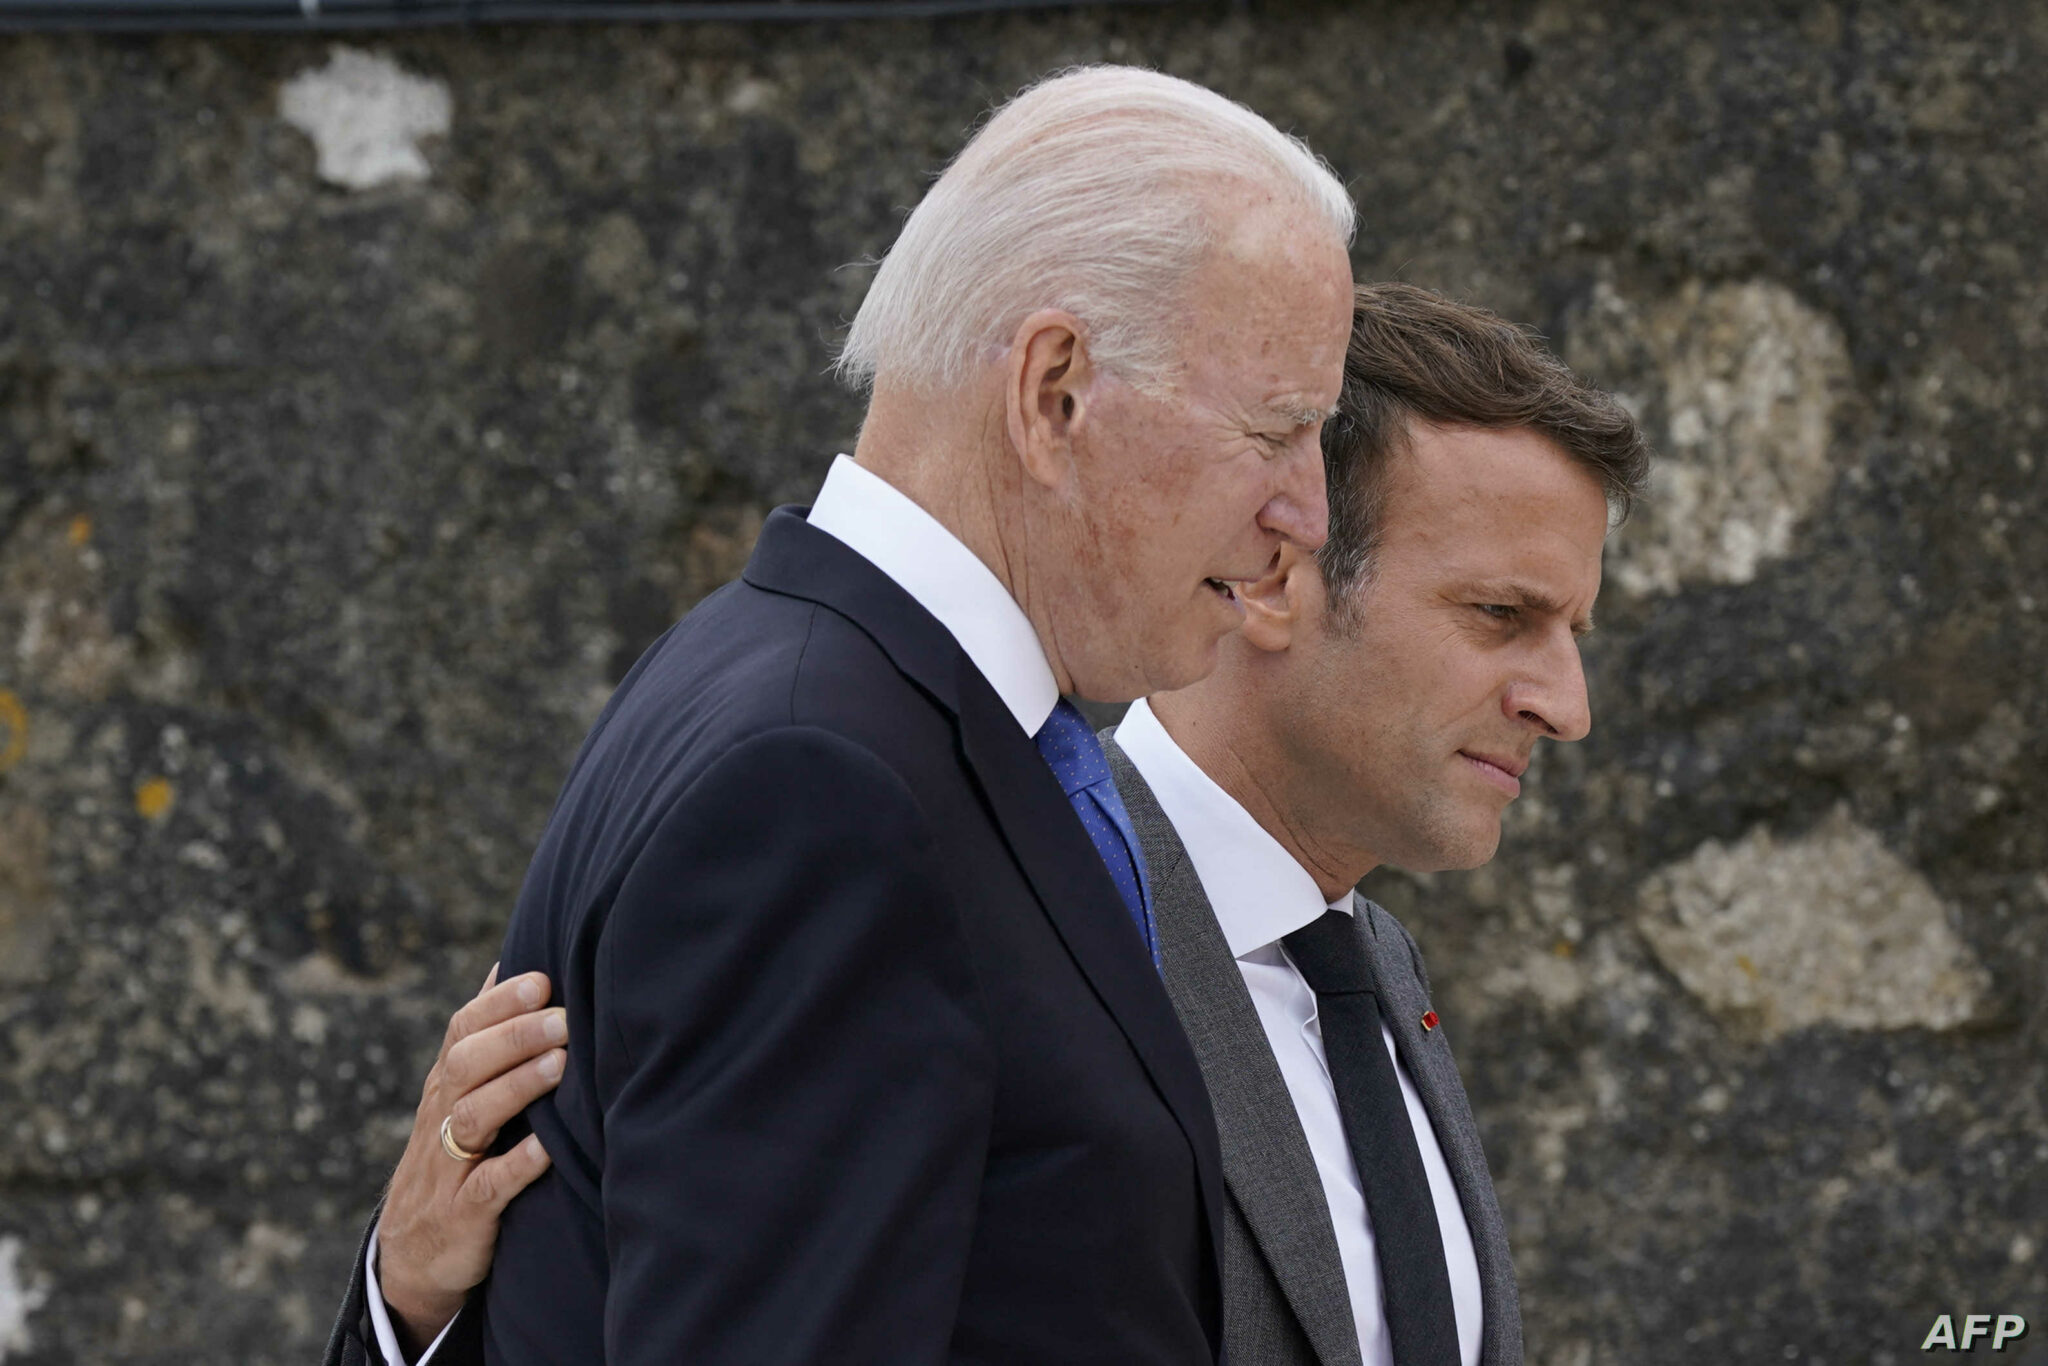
[[1258, 399, 1340, 427], [1468, 581, 1597, 635]]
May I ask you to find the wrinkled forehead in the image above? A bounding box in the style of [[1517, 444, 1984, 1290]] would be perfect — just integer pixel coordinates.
[[1379, 423, 1611, 589]]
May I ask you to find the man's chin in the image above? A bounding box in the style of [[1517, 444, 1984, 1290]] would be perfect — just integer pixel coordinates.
[[1450, 817, 1505, 869], [1145, 631, 1229, 696], [1391, 820, 1504, 875], [1066, 639, 1219, 706]]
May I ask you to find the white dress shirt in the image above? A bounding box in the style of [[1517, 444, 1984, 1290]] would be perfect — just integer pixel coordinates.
[[805, 454, 1060, 736], [1114, 697, 1484, 1366], [369, 454, 1059, 1366]]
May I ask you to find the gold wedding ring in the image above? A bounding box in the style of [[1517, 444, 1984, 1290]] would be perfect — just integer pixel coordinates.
[[440, 1113, 484, 1162]]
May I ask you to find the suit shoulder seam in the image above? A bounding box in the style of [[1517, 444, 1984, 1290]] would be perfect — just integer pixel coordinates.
[[785, 601, 819, 726]]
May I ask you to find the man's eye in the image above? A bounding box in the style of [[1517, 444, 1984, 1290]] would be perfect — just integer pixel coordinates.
[[1477, 603, 1519, 620]]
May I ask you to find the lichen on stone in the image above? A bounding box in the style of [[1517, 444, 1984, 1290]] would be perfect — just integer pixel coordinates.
[[278, 47, 453, 192], [1635, 806, 1992, 1041]]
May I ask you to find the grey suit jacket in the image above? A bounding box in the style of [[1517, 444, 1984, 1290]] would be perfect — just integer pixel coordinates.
[[1106, 736, 1523, 1366]]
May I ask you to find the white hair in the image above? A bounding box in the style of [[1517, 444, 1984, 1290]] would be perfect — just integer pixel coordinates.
[[836, 65, 1356, 396]]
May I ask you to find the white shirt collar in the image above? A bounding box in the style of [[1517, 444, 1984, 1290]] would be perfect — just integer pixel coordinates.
[[806, 454, 1061, 737], [1113, 697, 1351, 960]]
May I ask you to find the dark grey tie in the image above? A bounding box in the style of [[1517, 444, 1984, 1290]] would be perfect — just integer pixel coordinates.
[[1283, 909, 1460, 1366]]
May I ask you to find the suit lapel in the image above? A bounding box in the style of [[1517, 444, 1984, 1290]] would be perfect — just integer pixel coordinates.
[[745, 508, 1228, 1307], [1107, 737, 1365, 1366], [1355, 896, 1524, 1366], [742, 507, 967, 714], [957, 679, 1228, 1271]]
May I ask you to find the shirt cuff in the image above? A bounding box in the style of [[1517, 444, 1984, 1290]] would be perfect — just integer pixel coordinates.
[[365, 1218, 459, 1366]]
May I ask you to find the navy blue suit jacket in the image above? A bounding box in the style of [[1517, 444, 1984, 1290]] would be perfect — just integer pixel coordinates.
[[463, 508, 1224, 1364]]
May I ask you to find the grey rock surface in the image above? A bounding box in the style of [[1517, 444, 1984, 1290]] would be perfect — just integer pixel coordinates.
[[2, 5, 2043, 1362]]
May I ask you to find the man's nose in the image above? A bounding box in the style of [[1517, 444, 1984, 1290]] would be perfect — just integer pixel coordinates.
[[1257, 431, 1330, 550], [1504, 637, 1592, 743]]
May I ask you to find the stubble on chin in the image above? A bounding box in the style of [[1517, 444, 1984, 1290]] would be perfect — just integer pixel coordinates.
[[1399, 787, 1506, 874]]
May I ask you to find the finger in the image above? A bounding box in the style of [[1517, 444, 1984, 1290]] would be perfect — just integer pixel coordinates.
[[440, 971, 553, 1055], [444, 1007, 567, 1095], [479, 961, 500, 995], [448, 1048, 566, 1155], [461, 1133, 552, 1215]]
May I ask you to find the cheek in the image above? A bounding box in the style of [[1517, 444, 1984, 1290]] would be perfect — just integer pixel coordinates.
[[1303, 637, 1382, 730], [1094, 470, 1212, 579], [1080, 419, 1183, 530], [1093, 399, 1241, 495], [1142, 452, 1276, 570], [1445, 653, 1508, 712], [1318, 628, 1448, 749]]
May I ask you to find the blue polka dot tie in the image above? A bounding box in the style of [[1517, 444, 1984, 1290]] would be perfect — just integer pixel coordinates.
[[1033, 699, 1159, 970]]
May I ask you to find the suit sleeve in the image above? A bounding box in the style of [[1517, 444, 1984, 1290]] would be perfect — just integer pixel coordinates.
[[595, 726, 994, 1366], [320, 1202, 381, 1366], [362, 1220, 480, 1366], [321, 1202, 490, 1366]]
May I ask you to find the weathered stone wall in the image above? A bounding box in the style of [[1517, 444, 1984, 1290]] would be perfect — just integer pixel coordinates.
[[2, 4, 2043, 1362]]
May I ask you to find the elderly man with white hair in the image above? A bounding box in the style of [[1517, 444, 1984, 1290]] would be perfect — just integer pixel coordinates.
[[322, 65, 1356, 1366]]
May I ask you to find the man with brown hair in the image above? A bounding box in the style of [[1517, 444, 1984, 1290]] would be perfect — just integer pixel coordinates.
[[340, 282, 1647, 1366], [1111, 281, 1646, 1366]]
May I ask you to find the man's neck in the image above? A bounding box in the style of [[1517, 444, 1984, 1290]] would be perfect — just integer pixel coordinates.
[[1148, 687, 1375, 902], [852, 386, 1075, 695]]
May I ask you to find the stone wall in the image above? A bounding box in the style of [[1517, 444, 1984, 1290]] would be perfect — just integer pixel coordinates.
[[2, 4, 2043, 1361]]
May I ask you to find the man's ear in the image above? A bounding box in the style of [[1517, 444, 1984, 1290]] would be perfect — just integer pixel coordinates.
[[1003, 309, 1091, 492], [1237, 543, 1317, 653]]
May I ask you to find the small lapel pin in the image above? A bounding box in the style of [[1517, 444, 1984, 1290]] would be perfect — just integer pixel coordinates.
[[1420, 1010, 1439, 1032]]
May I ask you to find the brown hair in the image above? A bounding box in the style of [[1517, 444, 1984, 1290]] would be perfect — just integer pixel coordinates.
[[1315, 281, 1650, 613]]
